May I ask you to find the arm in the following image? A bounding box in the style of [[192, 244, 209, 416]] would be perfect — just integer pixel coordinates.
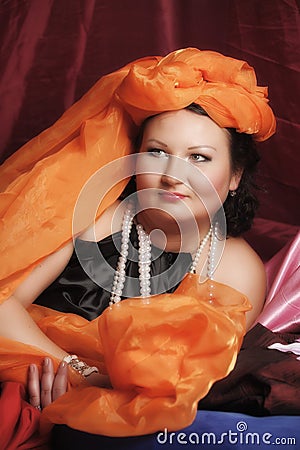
[[0, 295, 68, 359], [0, 242, 74, 359], [0, 240, 110, 394]]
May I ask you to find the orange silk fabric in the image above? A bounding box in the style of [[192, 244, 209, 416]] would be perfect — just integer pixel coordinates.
[[0, 275, 251, 436], [0, 48, 275, 303]]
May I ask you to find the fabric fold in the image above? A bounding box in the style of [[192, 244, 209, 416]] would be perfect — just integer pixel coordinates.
[[0, 275, 250, 437]]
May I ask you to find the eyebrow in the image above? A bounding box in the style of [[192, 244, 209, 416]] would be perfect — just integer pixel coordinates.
[[146, 139, 168, 147], [188, 145, 217, 152], [146, 139, 217, 151]]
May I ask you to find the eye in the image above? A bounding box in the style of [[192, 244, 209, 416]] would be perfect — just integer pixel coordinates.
[[147, 148, 168, 158], [189, 153, 209, 163]]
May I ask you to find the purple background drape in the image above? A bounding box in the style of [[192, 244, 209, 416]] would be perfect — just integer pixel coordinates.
[[0, 0, 299, 259]]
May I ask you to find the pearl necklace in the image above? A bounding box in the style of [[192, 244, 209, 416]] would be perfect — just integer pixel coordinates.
[[109, 207, 217, 305]]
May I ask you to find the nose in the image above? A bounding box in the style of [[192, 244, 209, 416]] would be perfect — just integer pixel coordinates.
[[161, 155, 188, 185]]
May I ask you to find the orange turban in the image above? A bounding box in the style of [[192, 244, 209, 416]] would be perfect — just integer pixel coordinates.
[[0, 47, 276, 303]]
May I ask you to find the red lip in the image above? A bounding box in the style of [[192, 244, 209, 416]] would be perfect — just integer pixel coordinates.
[[159, 191, 187, 201]]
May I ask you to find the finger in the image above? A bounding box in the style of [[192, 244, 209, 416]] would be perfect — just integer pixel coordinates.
[[40, 357, 55, 408], [27, 364, 41, 409], [52, 361, 68, 401]]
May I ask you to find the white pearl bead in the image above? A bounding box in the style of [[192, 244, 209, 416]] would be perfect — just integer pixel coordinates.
[[110, 207, 218, 304]]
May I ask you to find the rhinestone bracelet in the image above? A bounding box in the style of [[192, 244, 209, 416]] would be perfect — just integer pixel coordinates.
[[63, 354, 99, 378]]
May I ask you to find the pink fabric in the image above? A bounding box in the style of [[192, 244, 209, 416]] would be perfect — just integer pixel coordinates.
[[256, 230, 300, 333]]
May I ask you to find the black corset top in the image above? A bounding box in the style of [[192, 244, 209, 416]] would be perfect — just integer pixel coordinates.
[[34, 225, 192, 320]]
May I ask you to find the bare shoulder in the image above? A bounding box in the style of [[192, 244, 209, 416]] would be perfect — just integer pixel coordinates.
[[215, 236, 266, 330], [78, 200, 125, 242], [220, 236, 265, 277]]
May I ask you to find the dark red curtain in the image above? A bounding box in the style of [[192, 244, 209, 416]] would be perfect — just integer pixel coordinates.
[[0, 0, 299, 258]]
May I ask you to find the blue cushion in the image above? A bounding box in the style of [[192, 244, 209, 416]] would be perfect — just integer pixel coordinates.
[[52, 410, 300, 449]]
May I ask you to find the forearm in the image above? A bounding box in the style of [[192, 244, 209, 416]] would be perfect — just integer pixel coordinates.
[[0, 295, 67, 360], [1, 296, 111, 389]]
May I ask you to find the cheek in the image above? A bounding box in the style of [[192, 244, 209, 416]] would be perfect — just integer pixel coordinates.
[[135, 174, 161, 209], [209, 172, 232, 198], [188, 168, 232, 214], [136, 174, 159, 211], [136, 173, 159, 191]]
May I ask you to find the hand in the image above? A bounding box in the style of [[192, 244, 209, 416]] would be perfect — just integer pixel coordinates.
[[27, 357, 68, 411]]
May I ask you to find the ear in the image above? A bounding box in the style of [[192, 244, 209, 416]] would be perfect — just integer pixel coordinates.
[[229, 169, 243, 191]]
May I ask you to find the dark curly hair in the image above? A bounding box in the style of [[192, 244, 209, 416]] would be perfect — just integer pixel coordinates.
[[126, 103, 260, 237], [223, 127, 260, 236]]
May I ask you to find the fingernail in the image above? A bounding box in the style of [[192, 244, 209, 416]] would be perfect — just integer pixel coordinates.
[[43, 357, 49, 366], [29, 364, 36, 373], [60, 361, 67, 369]]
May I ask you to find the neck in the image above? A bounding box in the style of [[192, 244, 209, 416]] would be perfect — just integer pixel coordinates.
[[136, 209, 211, 254]]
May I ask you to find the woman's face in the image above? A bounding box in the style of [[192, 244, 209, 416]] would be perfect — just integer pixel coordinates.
[[135, 109, 241, 230]]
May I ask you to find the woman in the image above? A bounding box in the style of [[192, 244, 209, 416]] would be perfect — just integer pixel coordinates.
[[26, 102, 266, 398], [0, 48, 276, 442]]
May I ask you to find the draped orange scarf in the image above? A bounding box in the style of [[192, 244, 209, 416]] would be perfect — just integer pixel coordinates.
[[0, 47, 274, 436], [0, 275, 251, 436]]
